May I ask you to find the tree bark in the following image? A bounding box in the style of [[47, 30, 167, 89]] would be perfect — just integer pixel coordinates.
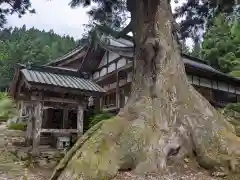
[[52, 0, 240, 179]]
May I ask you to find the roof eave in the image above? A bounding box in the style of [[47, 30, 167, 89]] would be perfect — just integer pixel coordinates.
[[46, 46, 87, 66], [9, 64, 25, 98], [185, 64, 240, 85], [27, 81, 106, 97]]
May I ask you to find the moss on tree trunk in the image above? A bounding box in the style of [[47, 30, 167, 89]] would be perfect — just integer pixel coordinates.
[[51, 0, 240, 179]]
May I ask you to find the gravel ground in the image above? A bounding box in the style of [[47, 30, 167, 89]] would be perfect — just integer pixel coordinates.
[[114, 171, 218, 180], [113, 161, 220, 180], [0, 123, 238, 180], [0, 123, 50, 180], [0, 171, 47, 180]]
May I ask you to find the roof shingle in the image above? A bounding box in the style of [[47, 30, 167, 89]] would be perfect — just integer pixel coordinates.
[[21, 68, 106, 93]]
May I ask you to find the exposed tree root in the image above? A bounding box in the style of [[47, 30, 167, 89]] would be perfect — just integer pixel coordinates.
[[50, 121, 104, 180], [50, 0, 240, 178], [51, 85, 240, 180]]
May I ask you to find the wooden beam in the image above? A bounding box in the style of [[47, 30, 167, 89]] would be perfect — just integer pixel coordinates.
[[116, 71, 120, 109], [96, 62, 132, 83], [58, 51, 86, 66], [31, 96, 78, 104], [41, 129, 79, 134], [25, 103, 35, 146], [63, 108, 69, 129], [32, 98, 44, 156], [18, 94, 31, 101], [77, 104, 84, 137], [16, 78, 25, 99], [100, 97, 103, 110], [43, 104, 77, 110], [44, 97, 76, 104], [29, 83, 104, 97]]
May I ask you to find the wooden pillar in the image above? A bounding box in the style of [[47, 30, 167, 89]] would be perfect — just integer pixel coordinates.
[[116, 72, 120, 109], [237, 95, 240, 102], [32, 100, 43, 156], [25, 104, 34, 146], [19, 101, 24, 117], [99, 97, 103, 110], [42, 107, 48, 128], [77, 104, 84, 137], [63, 107, 69, 129]]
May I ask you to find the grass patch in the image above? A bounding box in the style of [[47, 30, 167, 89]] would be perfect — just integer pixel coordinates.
[[8, 123, 27, 131], [0, 92, 17, 122], [89, 111, 115, 128], [0, 150, 23, 177]]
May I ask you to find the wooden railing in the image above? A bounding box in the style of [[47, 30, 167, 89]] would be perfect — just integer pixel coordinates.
[[103, 104, 117, 111], [41, 129, 81, 135]]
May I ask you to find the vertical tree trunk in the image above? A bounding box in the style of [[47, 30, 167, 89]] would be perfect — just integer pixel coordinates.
[[121, 0, 188, 122], [51, 0, 240, 179]]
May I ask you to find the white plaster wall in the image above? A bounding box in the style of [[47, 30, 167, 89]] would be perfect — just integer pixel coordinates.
[[99, 52, 108, 68], [127, 72, 132, 82], [93, 71, 99, 79], [192, 76, 199, 85], [125, 96, 128, 105], [212, 80, 218, 90], [100, 68, 107, 77], [200, 77, 211, 88], [108, 63, 116, 73], [236, 89, 240, 95], [218, 82, 228, 92], [117, 58, 127, 69], [109, 52, 120, 62], [187, 75, 192, 83], [229, 85, 236, 93]]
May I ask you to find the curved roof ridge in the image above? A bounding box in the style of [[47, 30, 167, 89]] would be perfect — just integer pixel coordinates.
[[45, 46, 85, 66]]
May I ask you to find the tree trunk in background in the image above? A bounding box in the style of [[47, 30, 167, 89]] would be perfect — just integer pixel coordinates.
[[51, 0, 240, 179]]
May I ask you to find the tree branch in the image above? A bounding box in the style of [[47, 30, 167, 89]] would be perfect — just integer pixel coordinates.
[[94, 20, 132, 39]]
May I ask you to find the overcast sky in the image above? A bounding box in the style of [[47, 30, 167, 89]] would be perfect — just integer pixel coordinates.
[[6, 0, 90, 39], [5, 0, 186, 41]]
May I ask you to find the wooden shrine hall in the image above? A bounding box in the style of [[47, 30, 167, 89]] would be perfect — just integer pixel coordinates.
[[10, 64, 105, 155]]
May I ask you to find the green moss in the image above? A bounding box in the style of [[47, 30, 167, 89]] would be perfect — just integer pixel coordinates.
[[8, 123, 26, 131], [61, 117, 128, 180], [89, 111, 114, 128], [196, 128, 240, 173], [51, 121, 106, 180]]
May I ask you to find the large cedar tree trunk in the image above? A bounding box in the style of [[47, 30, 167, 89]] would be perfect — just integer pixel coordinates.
[[51, 0, 240, 179]]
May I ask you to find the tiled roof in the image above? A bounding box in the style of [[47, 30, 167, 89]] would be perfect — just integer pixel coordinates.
[[183, 58, 221, 74], [45, 46, 86, 66], [101, 36, 240, 83], [21, 68, 106, 93]]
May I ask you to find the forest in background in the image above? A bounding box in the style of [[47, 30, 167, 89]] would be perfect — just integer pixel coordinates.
[[0, 25, 77, 91], [184, 13, 240, 75], [0, 12, 239, 92]]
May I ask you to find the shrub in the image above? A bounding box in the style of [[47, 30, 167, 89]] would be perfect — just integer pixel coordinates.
[[221, 103, 240, 129], [89, 111, 114, 128], [222, 103, 240, 115], [8, 123, 27, 131], [230, 70, 240, 77], [0, 92, 17, 122]]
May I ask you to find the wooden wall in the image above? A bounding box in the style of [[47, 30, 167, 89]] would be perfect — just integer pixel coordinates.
[[93, 50, 240, 111]]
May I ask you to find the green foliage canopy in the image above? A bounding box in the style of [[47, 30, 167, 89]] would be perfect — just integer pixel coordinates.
[[89, 111, 114, 128], [201, 13, 240, 74], [0, 26, 77, 90], [0, 92, 16, 122], [7, 122, 27, 131]]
